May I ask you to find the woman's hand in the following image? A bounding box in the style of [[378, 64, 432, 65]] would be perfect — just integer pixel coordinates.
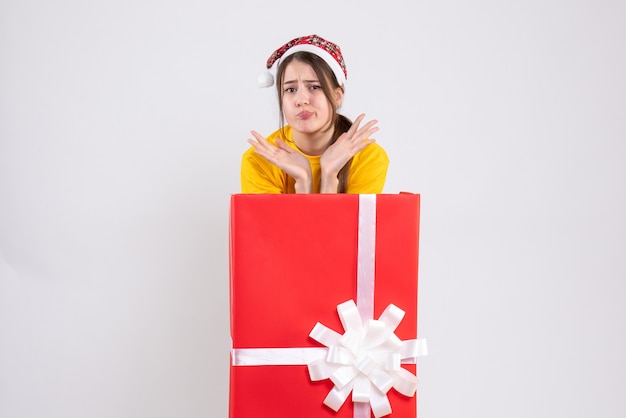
[[320, 114, 379, 192], [247, 131, 312, 193]]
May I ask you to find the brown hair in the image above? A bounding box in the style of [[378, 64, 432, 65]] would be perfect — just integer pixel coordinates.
[[275, 51, 353, 193]]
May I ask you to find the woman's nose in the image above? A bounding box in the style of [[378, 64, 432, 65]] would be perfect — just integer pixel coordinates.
[[295, 89, 309, 106]]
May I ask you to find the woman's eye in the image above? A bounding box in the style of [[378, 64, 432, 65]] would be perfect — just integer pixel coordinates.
[[284, 87, 296, 93], [309, 85, 321, 90]]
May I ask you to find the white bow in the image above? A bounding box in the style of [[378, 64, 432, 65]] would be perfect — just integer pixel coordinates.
[[308, 299, 428, 418]]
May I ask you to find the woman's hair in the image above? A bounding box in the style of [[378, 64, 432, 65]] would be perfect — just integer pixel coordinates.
[[275, 51, 353, 193]]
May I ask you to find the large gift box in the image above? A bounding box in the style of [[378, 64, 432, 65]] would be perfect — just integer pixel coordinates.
[[229, 194, 425, 418]]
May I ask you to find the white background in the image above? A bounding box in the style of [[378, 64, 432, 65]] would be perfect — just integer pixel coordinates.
[[1, 0, 625, 417]]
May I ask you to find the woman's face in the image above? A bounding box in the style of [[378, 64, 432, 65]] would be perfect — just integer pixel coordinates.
[[281, 60, 343, 139]]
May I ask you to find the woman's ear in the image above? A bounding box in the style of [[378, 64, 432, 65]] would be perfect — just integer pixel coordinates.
[[333, 86, 345, 109]]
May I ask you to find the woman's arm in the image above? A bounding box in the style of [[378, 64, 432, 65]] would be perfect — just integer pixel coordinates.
[[246, 131, 312, 194], [319, 114, 379, 193]]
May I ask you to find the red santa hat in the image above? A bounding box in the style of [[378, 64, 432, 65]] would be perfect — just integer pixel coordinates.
[[257, 34, 347, 88]]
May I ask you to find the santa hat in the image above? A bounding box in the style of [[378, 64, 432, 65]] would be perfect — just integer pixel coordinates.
[[257, 34, 347, 88]]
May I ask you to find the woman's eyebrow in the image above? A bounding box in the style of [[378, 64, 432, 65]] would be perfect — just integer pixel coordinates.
[[284, 79, 320, 85]]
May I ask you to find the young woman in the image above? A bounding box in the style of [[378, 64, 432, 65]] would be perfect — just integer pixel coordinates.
[[241, 34, 389, 194]]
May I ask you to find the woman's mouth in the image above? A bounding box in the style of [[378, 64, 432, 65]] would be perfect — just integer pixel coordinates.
[[297, 111, 313, 119]]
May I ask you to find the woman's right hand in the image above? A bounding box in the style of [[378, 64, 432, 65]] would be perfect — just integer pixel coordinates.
[[247, 131, 312, 193]]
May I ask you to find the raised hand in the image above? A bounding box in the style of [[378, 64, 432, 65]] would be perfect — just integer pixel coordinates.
[[247, 131, 312, 193], [320, 114, 379, 186]]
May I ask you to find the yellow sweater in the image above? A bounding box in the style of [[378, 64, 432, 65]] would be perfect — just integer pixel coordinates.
[[241, 125, 389, 194]]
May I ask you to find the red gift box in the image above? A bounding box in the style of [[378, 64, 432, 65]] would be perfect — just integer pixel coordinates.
[[229, 194, 423, 418]]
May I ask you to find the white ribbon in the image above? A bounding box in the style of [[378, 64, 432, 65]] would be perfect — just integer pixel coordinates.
[[230, 195, 427, 418], [357, 194, 377, 322], [231, 347, 327, 366]]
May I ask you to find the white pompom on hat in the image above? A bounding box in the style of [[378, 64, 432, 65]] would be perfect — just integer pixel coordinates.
[[257, 34, 347, 88]]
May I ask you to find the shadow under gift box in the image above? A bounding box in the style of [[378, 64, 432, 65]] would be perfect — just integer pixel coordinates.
[[229, 193, 421, 418]]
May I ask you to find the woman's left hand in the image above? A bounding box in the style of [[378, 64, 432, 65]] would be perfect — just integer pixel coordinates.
[[320, 113, 379, 177]]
